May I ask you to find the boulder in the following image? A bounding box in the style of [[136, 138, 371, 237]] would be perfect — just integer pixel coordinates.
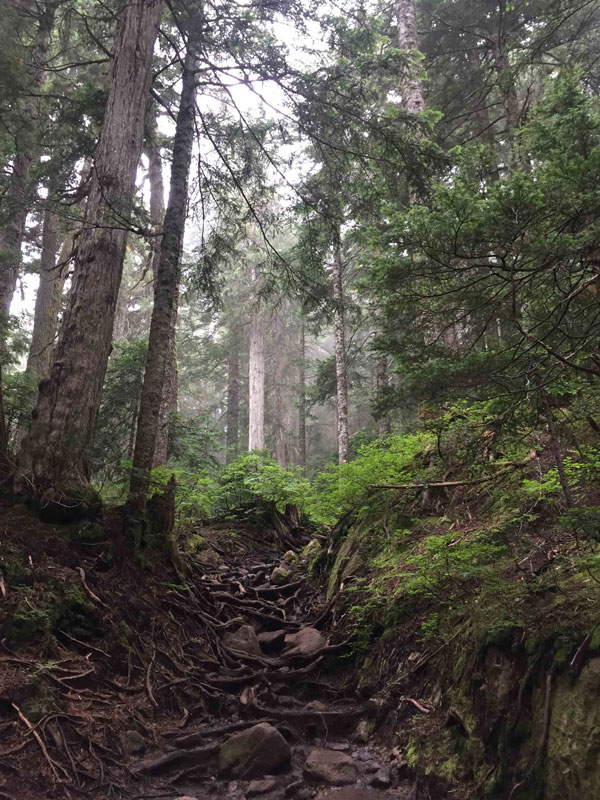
[[223, 625, 262, 657], [271, 566, 292, 585], [284, 627, 327, 657], [219, 722, 291, 778], [303, 748, 358, 785]]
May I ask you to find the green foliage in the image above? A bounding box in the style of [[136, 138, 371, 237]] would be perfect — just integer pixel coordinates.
[[214, 452, 309, 519], [306, 432, 432, 524]]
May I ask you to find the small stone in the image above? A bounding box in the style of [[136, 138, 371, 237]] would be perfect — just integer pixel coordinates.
[[271, 566, 292, 585], [247, 778, 278, 795], [357, 751, 371, 762], [370, 768, 392, 788], [120, 730, 145, 754], [284, 628, 327, 657], [328, 743, 350, 751], [283, 550, 298, 564], [354, 720, 370, 743], [364, 761, 380, 773], [303, 748, 358, 785], [223, 625, 262, 657]]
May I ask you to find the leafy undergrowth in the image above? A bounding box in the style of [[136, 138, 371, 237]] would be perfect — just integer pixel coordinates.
[[308, 403, 600, 798], [0, 501, 281, 799]]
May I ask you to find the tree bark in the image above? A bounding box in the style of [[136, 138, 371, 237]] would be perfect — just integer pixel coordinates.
[[375, 354, 392, 437], [26, 204, 65, 378], [332, 224, 349, 464], [17, 0, 163, 509], [396, 0, 425, 114], [298, 316, 307, 468], [0, 2, 55, 320], [128, 25, 198, 514], [225, 328, 241, 463], [248, 275, 265, 451], [145, 98, 176, 470], [145, 102, 166, 286]]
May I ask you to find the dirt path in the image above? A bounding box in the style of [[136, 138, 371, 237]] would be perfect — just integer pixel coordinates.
[[131, 546, 414, 800]]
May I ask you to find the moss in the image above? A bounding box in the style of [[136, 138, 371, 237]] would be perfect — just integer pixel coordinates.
[[8, 607, 52, 645]]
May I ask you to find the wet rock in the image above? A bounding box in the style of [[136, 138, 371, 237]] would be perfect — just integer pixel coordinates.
[[219, 722, 291, 778], [120, 730, 145, 754], [303, 748, 358, 785], [271, 566, 293, 585], [258, 629, 286, 648], [284, 628, 326, 656], [246, 778, 278, 795], [370, 768, 392, 788], [223, 625, 262, 657]]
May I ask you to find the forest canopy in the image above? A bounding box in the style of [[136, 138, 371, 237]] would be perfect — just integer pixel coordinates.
[[0, 0, 598, 525]]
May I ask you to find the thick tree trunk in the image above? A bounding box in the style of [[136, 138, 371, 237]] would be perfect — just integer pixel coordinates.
[[225, 329, 241, 463], [17, 0, 163, 510], [396, 0, 425, 114], [332, 224, 349, 464], [248, 282, 265, 452], [298, 317, 307, 468], [128, 27, 197, 514]]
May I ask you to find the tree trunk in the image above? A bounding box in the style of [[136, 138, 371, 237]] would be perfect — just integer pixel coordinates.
[[145, 102, 165, 286], [128, 26, 198, 514], [152, 330, 177, 468], [26, 204, 67, 378], [332, 224, 349, 464], [396, 0, 425, 114], [248, 278, 265, 451], [145, 97, 176, 471], [17, 0, 163, 511], [298, 317, 307, 468], [0, 2, 55, 320], [225, 329, 241, 463], [375, 354, 392, 437]]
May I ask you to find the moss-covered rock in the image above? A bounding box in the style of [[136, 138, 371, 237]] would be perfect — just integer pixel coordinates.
[[545, 658, 600, 799]]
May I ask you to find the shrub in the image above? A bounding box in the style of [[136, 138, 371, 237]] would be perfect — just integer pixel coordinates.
[[306, 432, 432, 524]]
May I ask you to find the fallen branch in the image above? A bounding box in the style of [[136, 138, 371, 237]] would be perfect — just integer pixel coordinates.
[[11, 703, 69, 782], [370, 450, 537, 490]]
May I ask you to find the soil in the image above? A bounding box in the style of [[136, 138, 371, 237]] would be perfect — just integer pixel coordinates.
[[0, 502, 419, 800]]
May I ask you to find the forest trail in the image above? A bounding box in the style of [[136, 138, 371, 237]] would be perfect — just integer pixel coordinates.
[[132, 543, 412, 800]]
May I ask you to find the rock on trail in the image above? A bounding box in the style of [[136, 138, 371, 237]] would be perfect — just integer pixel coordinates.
[[131, 544, 411, 799]]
